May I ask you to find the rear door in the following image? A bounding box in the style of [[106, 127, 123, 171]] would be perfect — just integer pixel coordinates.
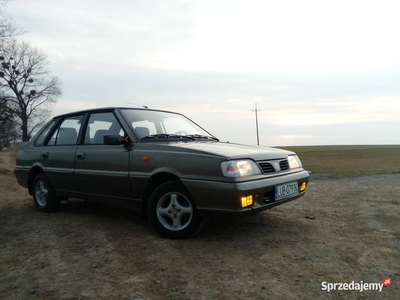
[[74, 111, 132, 200], [41, 114, 84, 194]]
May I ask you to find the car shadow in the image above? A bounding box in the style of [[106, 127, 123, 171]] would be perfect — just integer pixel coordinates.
[[198, 210, 312, 242], [54, 198, 152, 233], [51, 199, 311, 243]]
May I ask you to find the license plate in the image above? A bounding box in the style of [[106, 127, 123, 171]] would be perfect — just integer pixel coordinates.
[[274, 181, 299, 201]]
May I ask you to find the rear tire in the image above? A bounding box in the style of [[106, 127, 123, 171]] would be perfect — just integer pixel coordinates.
[[148, 180, 203, 239], [32, 173, 60, 212]]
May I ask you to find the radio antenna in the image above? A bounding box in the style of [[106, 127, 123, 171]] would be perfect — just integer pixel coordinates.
[[125, 102, 148, 109]]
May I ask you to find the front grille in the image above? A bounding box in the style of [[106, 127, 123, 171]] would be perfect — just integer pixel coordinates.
[[279, 159, 289, 171], [257, 159, 290, 174], [258, 162, 275, 173]]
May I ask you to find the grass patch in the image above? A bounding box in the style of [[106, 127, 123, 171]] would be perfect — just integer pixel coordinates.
[[278, 145, 400, 178]]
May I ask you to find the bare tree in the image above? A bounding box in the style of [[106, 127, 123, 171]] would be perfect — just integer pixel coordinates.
[[0, 0, 23, 41], [0, 95, 18, 148], [0, 13, 18, 41], [0, 39, 61, 141]]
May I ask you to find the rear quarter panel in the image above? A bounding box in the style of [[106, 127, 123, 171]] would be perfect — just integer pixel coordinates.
[[14, 143, 42, 189]]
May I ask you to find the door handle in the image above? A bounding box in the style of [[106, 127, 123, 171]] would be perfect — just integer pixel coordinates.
[[42, 152, 49, 158], [76, 152, 86, 159]]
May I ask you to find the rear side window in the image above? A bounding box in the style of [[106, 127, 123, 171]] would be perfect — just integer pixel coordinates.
[[34, 120, 57, 146], [47, 115, 84, 146], [84, 112, 124, 144]]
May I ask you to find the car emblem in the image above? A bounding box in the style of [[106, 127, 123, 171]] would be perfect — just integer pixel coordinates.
[[272, 161, 280, 171]]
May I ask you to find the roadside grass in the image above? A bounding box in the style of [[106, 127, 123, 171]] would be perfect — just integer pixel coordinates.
[[279, 145, 400, 178]]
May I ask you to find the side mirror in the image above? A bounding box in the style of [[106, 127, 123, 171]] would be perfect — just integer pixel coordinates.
[[104, 135, 129, 145]]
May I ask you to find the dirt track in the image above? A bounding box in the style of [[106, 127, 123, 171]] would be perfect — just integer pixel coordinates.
[[0, 150, 399, 299]]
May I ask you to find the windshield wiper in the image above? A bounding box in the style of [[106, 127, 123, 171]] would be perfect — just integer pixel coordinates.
[[185, 134, 219, 141], [141, 134, 195, 140]]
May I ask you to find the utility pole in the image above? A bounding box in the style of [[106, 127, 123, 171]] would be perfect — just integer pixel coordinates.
[[253, 103, 260, 146]]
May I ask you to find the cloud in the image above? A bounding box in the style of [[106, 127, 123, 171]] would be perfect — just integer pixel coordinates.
[[10, 0, 400, 75], [6, 0, 400, 146]]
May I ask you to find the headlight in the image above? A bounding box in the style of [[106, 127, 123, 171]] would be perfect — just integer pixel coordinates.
[[221, 160, 261, 178], [288, 154, 302, 169]]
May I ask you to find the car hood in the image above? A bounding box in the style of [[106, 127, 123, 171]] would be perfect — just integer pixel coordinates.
[[168, 141, 293, 161]]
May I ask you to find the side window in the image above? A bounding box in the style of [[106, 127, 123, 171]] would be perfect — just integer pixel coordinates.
[[47, 115, 84, 146], [84, 112, 124, 144], [34, 119, 57, 146]]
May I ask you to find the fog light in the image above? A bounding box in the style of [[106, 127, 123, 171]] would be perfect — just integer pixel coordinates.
[[241, 195, 254, 208], [300, 182, 307, 192]]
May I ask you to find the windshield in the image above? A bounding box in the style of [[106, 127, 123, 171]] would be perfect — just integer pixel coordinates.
[[120, 109, 217, 141]]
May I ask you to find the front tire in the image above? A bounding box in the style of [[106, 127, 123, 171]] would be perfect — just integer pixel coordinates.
[[148, 180, 203, 239], [32, 173, 60, 212]]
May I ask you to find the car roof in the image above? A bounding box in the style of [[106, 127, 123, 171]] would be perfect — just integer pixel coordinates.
[[52, 107, 179, 119]]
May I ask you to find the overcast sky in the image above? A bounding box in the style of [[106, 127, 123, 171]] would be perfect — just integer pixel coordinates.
[[6, 0, 400, 146]]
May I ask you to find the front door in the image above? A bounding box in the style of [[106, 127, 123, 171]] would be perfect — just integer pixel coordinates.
[[74, 111, 132, 201]]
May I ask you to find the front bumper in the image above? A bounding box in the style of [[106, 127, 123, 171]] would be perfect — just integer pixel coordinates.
[[183, 170, 310, 217]]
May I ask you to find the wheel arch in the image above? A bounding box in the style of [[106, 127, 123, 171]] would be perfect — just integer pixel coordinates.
[[28, 166, 45, 195], [141, 172, 182, 217]]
